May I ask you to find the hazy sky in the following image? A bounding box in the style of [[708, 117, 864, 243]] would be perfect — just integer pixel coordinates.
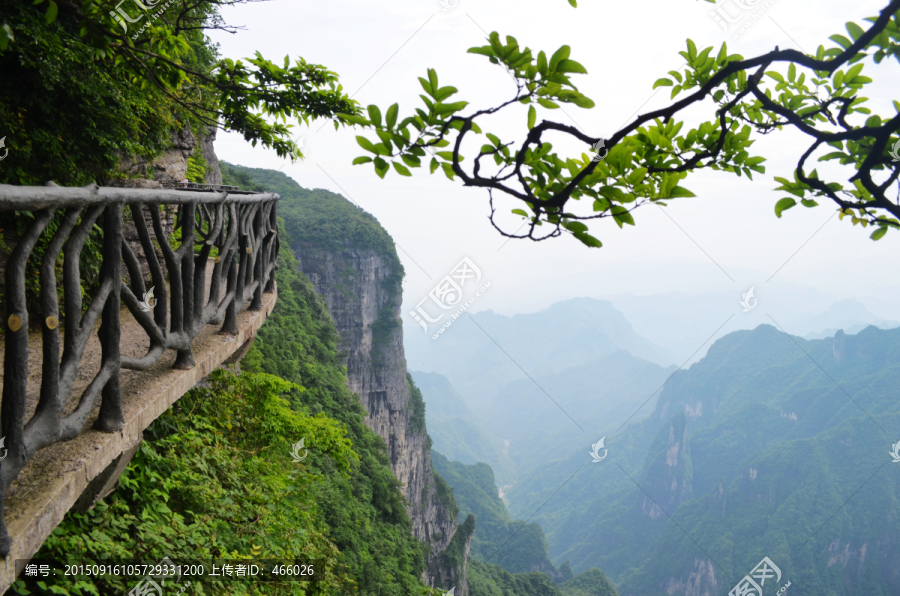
[[210, 0, 900, 327]]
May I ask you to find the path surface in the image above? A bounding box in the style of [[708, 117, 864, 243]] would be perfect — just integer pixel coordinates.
[[0, 287, 276, 594]]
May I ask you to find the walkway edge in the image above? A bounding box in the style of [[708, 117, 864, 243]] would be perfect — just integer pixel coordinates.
[[0, 289, 277, 594]]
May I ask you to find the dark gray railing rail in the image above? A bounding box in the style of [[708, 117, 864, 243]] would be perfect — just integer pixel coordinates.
[[0, 182, 280, 554]]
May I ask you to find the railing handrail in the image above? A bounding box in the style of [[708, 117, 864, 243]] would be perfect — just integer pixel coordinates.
[[0, 183, 279, 211]]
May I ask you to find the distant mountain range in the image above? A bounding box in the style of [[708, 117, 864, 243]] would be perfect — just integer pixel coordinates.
[[404, 297, 674, 401], [409, 291, 900, 595], [502, 324, 900, 595], [603, 291, 899, 365]]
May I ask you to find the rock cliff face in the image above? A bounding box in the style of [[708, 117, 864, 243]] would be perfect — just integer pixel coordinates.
[[295, 244, 468, 593], [112, 124, 221, 186]]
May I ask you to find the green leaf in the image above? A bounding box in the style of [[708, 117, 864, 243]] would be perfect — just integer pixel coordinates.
[[392, 162, 412, 176], [434, 101, 468, 115], [537, 98, 559, 109], [527, 105, 536, 130], [512, 209, 529, 217], [549, 45, 571, 72], [668, 186, 696, 198], [610, 206, 635, 227], [385, 104, 399, 129], [653, 78, 674, 88], [339, 114, 370, 126], [870, 227, 888, 240], [800, 199, 818, 207], [434, 86, 458, 102], [356, 136, 378, 153], [441, 162, 455, 180], [573, 231, 602, 247], [568, 0, 577, 6], [352, 156, 373, 165], [428, 68, 439, 95], [468, 46, 494, 58], [556, 59, 587, 74], [374, 157, 389, 179], [563, 220, 589, 233], [774, 197, 797, 218], [830, 34, 852, 49], [846, 21, 865, 42], [45, 0, 58, 24], [537, 51, 548, 77], [367, 105, 382, 128], [597, 186, 631, 203], [401, 154, 421, 168]]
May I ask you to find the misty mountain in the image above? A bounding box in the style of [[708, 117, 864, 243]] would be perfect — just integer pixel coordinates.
[[403, 297, 674, 408], [478, 350, 676, 481], [412, 371, 516, 485], [800, 298, 900, 339], [604, 290, 899, 365], [501, 324, 900, 595]]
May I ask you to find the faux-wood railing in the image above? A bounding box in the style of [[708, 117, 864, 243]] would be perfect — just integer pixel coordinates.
[[0, 183, 279, 555]]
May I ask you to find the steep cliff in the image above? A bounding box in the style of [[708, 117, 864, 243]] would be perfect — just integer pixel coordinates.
[[271, 182, 467, 591]]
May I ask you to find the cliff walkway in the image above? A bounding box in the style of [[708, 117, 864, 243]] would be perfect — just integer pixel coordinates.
[[0, 184, 280, 593]]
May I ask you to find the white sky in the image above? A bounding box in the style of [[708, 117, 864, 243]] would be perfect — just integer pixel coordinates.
[[210, 0, 900, 324]]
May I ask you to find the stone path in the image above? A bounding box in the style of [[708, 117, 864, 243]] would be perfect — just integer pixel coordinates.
[[0, 288, 276, 594]]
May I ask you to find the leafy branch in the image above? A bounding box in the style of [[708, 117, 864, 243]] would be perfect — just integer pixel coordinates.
[[343, 1, 900, 246]]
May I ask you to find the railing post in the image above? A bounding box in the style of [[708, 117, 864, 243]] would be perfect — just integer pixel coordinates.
[[94, 204, 125, 432], [0, 208, 54, 555], [250, 205, 264, 311], [174, 203, 196, 369], [264, 202, 278, 294]]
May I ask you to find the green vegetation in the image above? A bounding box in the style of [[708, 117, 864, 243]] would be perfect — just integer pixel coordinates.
[[15, 369, 358, 595], [241, 235, 434, 595], [0, 0, 358, 186], [432, 452, 561, 578], [467, 559, 617, 596], [220, 162, 404, 299], [221, 163, 266, 192], [407, 373, 428, 435], [186, 152, 208, 183]]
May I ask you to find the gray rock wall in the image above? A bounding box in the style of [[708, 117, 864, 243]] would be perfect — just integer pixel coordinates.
[[294, 244, 462, 586]]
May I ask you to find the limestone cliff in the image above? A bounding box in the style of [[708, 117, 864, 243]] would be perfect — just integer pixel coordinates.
[[112, 123, 221, 187], [295, 239, 468, 592]]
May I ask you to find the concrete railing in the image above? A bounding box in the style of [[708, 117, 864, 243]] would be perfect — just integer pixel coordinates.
[[0, 183, 280, 558]]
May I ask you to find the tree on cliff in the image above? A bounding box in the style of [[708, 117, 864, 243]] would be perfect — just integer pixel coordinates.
[[344, 0, 900, 246], [0, 0, 359, 185]]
